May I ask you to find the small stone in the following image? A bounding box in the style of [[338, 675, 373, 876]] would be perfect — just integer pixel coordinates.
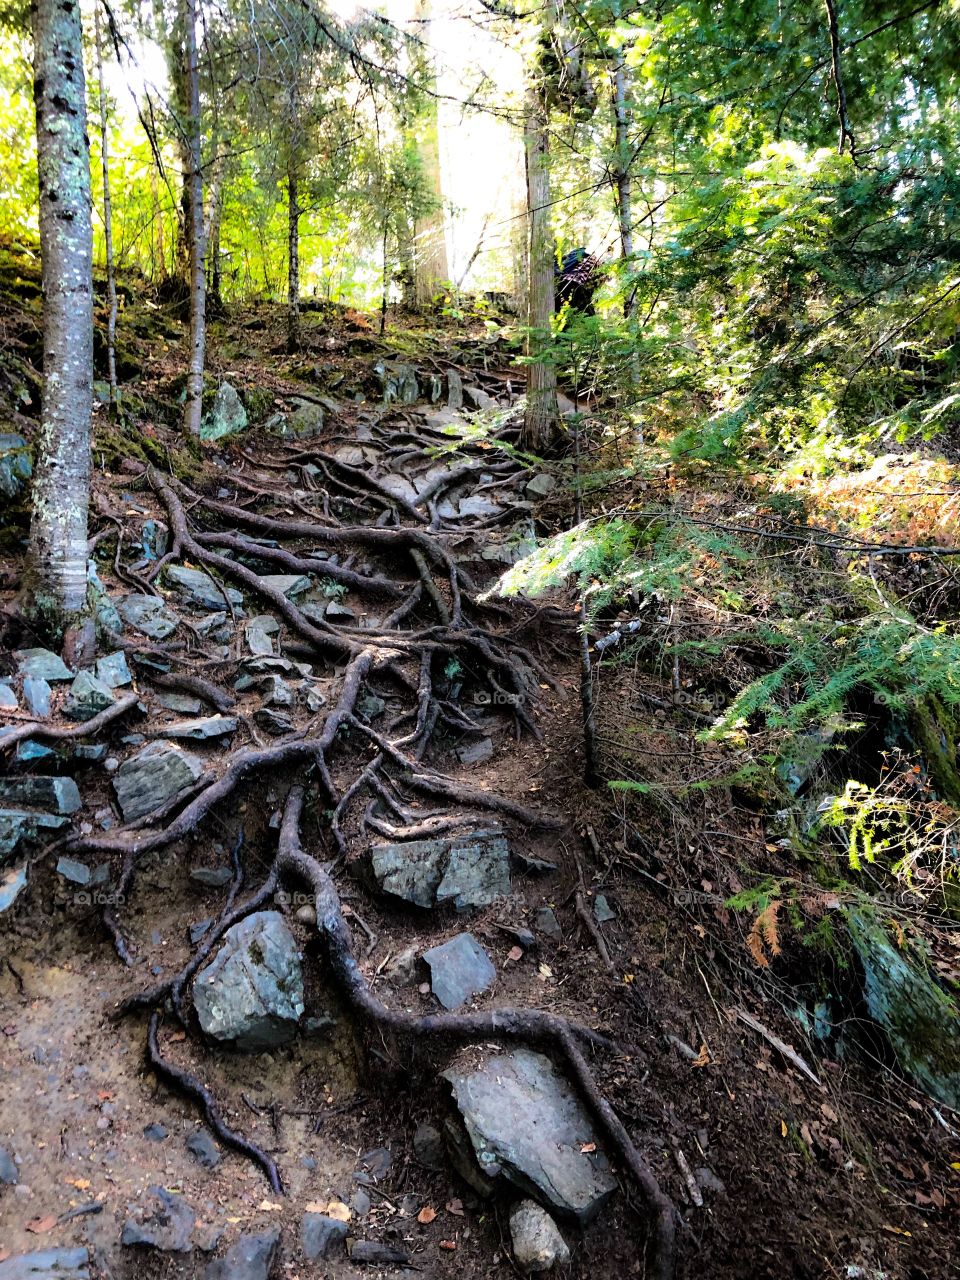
[[117, 594, 179, 640], [463, 384, 496, 411], [154, 715, 238, 741], [21, 678, 51, 718], [356, 694, 385, 720], [73, 743, 107, 762], [189, 919, 213, 944], [142, 1122, 168, 1142], [247, 614, 280, 634], [695, 1166, 725, 1194], [0, 1250, 90, 1280], [191, 866, 233, 888], [0, 1146, 19, 1184], [104, 757, 119, 773], [509, 1199, 570, 1273], [358, 1146, 392, 1180], [593, 894, 616, 923], [261, 573, 312, 598], [121, 1185, 195, 1251], [350, 1241, 410, 1266], [253, 707, 294, 735], [423, 933, 496, 1010], [56, 857, 91, 887], [457, 736, 494, 765], [412, 1122, 445, 1171], [525, 473, 557, 499], [95, 651, 133, 688], [262, 676, 293, 709], [63, 672, 114, 722], [0, 776, 81, 814], [0, 684, 17, 710], [113, 742, 205, 822], [156, 692, 203, 714], [204, 1229, 280, 1280], [515, 851, 558, 875], [166, 564, 243, 611], [14, 740, 55, 764], [246, 626, 273, 657], [370, 828, 510, 911], [302, 1213, 348, 1261], [386, 945, 419, 986], [535, 907, 562, 940], [350, 1187, 371, 1217], [295, 903, 317, 926], [186, 1130, 220, 1169], [0, 865, 27, 913], [15, 648, 73, 682]]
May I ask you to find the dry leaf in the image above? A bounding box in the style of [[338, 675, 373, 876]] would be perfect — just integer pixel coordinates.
[[325, 1200, 351, 1222], [26, 1216, 56, 1234], [537, 963, 552, 979], [66, 1178, 91, 1190], [257, 1200, 282, 1212], [507, 946, 523, 963], [417, 1206, 437, 1224], [439, 1240, 457, 1251], [0, 1251, 10, 1263], [580, 1142, 597, 1154]]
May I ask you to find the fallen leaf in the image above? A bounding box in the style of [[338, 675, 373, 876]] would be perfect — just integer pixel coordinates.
[[325, 1200, 351, 1222], [65, 1178, 91, 1191], [439, 1240, 457, 1250], [580, 1142, 597, 1154], [304, 1201, 327, 1213], [26, 1216, 57, 1234], [445, 1198, 464, 1216], [257, 1200, 282, 1212], [507, 946, 523, 963], [417, 1206, 437, 1224], [537, 963, 552, 979], [0, 1250, 10, 1263], [168, 1031, 186, 1043], [96, 1090, 114, 1102], [780, 1120, 788, 1137]]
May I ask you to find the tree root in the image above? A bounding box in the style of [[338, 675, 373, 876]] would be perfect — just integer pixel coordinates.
[[0, 691, 140, 754]]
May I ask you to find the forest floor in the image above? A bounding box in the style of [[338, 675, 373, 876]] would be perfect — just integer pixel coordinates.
[[0, 255, 958, 1280]]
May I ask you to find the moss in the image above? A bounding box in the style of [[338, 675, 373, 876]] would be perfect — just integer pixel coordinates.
[[907, 695, 960, 807]]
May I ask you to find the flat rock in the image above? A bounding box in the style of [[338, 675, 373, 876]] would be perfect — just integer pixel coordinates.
[[63, 671, 115, 721], [443, 1048, 617, 1223], [261, 573, 311, 598], [113, 741, 205, 822], [156, 691, 203, 714], [0, 1251, 89, 1280], [253, 707, 294, 735], [370, 828, 510, 911], [0, 811, 69, 861], [56, 857, 91, 886], [15, 648, 73, 682], [0, 865, 26, 912], [423, 932, 495, 1010], [95, 651, 133, 688], [380, 473, 419, 504], [0, 683, 17, 710], [117, 593, 180, 640], [525, 473, 557, 499], [593, 894, 616, 923], [121, 1185, 196, 1252], [509, 1200, 570, 1273], [457, 736, 494, 765], [166, 564, 243, 611], [349, 1241, 411, 1266], [246, 626, 273, 657], [0, 776, 81, 814], [191, 866, 234, 888], [186, 1129, 220, 1169], [0, 1145, 19, 1184], [152, 715, 238, 741], [193, 910, 304, 1049], [302, 1213, 348, 1261], [457, 494, 500, 519], [463, 384, 496, 411], [205, 1230, 280, 1280], [22, 678, 51, 717]]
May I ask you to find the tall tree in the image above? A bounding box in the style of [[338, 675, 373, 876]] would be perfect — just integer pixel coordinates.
[[411, 0, 448, 307], [522, 82, 559, 451], [94, 0, 118, 413], [27, 0, 95, 655], [179, 0, 206, 437]]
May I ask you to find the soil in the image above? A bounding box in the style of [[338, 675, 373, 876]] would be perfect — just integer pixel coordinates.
[[1, 274, 958, 1280]]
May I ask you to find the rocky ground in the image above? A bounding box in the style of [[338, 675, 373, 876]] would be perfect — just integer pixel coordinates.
[[1, 279, 958, 1280]]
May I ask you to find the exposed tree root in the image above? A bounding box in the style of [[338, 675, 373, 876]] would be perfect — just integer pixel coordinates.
[[0, 691, 140, 754]]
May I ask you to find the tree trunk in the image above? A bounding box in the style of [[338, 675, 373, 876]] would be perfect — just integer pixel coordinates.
[[287, 159, 301, 353], [522, 86, 559, 452], [412, 0, 448, 307], [613, 60, 635, 318], [180, 0, 206, 438], [380, 221, 389, 336], [28, 0, 95, 654], [206, 150, 224, 308], [94, 1, 118, 414]]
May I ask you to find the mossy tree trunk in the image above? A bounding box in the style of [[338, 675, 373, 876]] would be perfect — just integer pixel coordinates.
[[27, 0, 94, 655]]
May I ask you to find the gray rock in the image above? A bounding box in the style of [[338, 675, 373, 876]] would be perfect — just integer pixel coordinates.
[[117, 594, 179, 640], [121, 1185, 195, 1251], [0, 811, 69, 861], [279, 398, 325, 439], [190, 919, 213, 944], [0, 865, 26, 912], [356, 694, 385, 720], [423, 933, 496, 1010], [246, 626, 273, 657], [201, 381, 248, 442], [262, 676, 293, 709], [375, 360, 419, 406], [143, 1122, 168, 1142], [349, 1241, 410, 1266], [457, 736, 494, 765], [413, 1122, 445, 1170], [525, 473, 557, 499], [73, 743, 107, 762], [113, 741, 205, 822], [253, 707, 294, 736], [186, 1130, 220, 1169], [0, 1251, 89, 1280], [95, 651, 132, 689], [63, 671, 115, 722], [247, 614, 280, 635], [534, 907, 562, 940], [324, 599, 356, 620], [447, 369, 464, 409], [358, 1146, 392, 1180], [193, 910, 304, 1049], [21, 678, 51, 718], [0, 1145, 18, 1184], [205, 1229, 280, 1280], [695, 1166, 725, 1194], [0, 683, 17, 710], [0, 776, 81, 814], [261, 573, 312, 598], [443, 1049, 617, 1223], [15, 649, 72, 682], [302, 1213, 347, 1261], [380, 473, 419, 504], [464, 385, 496, 411], [191, 866, 233, 888], [385, 945, 419, 986], [56, 857, 91, 886], [370, 828, 510, 911], [156, 692, 203, 714], [350, 1187, 371, 1217], [457, 494, 500, 519], [509, 1200, 570, 1273], [0, 432, 33, 502], [152, 715, 238, 741], [593, 895, 616, 924], [166, 564, 243, 611], [14, 740, 55, 764]]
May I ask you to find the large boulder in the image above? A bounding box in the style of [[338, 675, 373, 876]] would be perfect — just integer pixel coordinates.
[[443, 1048, 618, 1223], [375, 360, 419, 405], [113, 741, 205, 822], [369, 828, 510, 911], [193, 910, 304, 1050], [201, 381, 248, 442]]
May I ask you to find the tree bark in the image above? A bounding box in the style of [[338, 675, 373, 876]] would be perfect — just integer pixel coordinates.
[[27, 0, 95, 653], [206, 149, 224, 308], [287, 158, 301, 352], [613, 60, 634, 318], [412, 0, 448, 307], [180, 0, 206, 438], [94, 0, 118, 414], [522, 86, 559, 452]]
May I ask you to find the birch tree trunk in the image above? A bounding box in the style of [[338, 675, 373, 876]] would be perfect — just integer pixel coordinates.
[[287, 158, 301, 352], [180, 0, 206, 438], [27, 0, 95, 653], [613, 60, 634, 318], [94, 0, 118, 414], [411, 0, 448, 307], [522, 86, 559, 452]]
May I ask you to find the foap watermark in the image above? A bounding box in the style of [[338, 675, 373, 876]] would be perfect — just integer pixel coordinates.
[[274, 889, 316, 908], [472, 690, 522, 707], [73, 890, 126, 907]]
